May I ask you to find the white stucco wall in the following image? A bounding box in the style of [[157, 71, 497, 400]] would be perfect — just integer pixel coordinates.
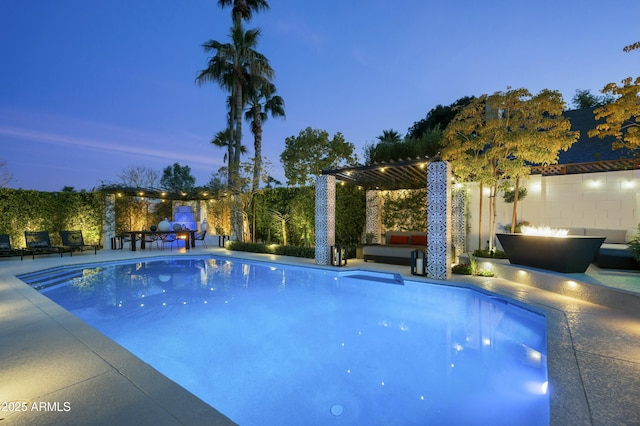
[[465, 169, 640, 251]]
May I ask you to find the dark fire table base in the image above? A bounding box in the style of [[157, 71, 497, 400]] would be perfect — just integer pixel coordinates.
[[496, 233, 605, 273]]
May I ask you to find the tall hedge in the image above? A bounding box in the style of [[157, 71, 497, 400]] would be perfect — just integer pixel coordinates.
[[0, 185, 367, 250], [0, 189, 104, 247], [249, 185, 366, 249]]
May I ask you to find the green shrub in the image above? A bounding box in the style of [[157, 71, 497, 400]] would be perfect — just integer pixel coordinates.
[[452, 263, 473, 275], [225, 240, 316, 259], [225, 241, 271, 254], [473, 248, 508, 259], [628, 224, 640, 262], [273, 245, 316, 258]]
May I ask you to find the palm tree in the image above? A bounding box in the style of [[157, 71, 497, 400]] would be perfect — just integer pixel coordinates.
[[210, 127, 248, 183], [245, 81, 285, 192], [376, 129, 403, 144], [196, 21, 274, 240], [218, 0, 269, 23]]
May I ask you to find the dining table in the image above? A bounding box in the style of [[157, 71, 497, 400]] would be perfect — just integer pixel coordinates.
[[127, 230, 196, 251]]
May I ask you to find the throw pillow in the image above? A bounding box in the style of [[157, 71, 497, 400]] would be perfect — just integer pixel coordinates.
[[389, 235, 410, 245], [411, 235, 427, 245]]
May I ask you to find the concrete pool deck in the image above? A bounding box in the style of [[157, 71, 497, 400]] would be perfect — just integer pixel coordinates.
[[1, 246, 639, 425]]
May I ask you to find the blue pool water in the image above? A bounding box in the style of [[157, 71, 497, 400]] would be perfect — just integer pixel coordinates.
[[22, 257, 549, 425]]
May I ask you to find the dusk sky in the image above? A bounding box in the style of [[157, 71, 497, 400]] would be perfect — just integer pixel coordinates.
[[1, 0, 638, 191]]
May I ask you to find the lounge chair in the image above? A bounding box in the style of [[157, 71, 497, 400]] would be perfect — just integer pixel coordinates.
[[0, 234, 24, 260], [194, 231, 207, 247], [60, 230, 98, 255], [24, 231, 65, 259]]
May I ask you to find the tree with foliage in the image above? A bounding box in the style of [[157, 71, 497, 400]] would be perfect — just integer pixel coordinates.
[[245, 81, 285, 192], [588, 43, 639, 151], [407, 96, 475, 139], [197, 23, 273, 187], [0, 159, 13, 188], [588, 77, 640, 151], [364, 128, 442, 164], [280, 127, 357, 186], [623, 41, 640, 52], [376, 129, 403, 144], [160, 163, 196, 193], [571, 89, 614, 109], [443, 88, 578, 249], [197, 20, 274, 240], [210, 126, 247, 186], [218, 0, 269, 23], [116, 165, 159, 188]]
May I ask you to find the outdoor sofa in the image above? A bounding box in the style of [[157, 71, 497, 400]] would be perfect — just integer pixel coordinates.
[[363, 231, 427, 265], [566, 228, 638, 270]]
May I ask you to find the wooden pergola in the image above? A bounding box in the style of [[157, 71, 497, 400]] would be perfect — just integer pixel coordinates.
[[98, 184, 219, 200], [321, 157, 433, 190]]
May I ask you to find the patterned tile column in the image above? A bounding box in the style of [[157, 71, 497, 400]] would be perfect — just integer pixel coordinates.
[[103, 194, 116, 250], [315, 175, 336, 265], [426, 161, 452, 279], [451, 187, 467, 261], [365, 190, 382, 243]]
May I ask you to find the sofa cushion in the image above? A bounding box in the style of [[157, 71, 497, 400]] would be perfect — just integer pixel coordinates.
[[567, 228, 586, 236], [599, 243, 634, 258], [389, 235, 410, 245], [410, 235, 427, 245], [585, 228, 627, 244], [626, 228, 637, 243]]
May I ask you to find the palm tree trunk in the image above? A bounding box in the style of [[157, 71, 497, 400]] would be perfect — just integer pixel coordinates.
[[230, 80, 244, 241], [251, 104, 263, 193]]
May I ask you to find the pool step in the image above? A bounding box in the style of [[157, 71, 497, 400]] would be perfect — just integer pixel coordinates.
[[340, 271, 404, 285], [18, 269, 85, 290]]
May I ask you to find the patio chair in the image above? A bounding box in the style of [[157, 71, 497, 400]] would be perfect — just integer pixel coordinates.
[[0, 234, 24, 260], [24, 231, 65, 259], [159, 233, 177, 251], [194, 230, 207, 248], [119, 233, 138, 250], [60, 230, 98, 255], [142, 233, 159, 250]]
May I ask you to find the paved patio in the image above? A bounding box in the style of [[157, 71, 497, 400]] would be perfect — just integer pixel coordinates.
[[1, 245, 639, 425]]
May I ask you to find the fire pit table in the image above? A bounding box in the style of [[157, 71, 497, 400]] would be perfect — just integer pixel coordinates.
[[496, 233, 605, 273]]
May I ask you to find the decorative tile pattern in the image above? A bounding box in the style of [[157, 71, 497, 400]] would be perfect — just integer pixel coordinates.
[[451, 187, 467, 260], [365, 190, 381, 243], [426, 161, 452, 279], [315, 175, 336, 265]]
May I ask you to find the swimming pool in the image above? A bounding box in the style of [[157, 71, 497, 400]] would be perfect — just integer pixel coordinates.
[[22, 256, 549, 425]]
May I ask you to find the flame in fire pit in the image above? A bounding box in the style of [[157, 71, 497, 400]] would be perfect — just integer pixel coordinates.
[[520, 225, 569, 237]]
